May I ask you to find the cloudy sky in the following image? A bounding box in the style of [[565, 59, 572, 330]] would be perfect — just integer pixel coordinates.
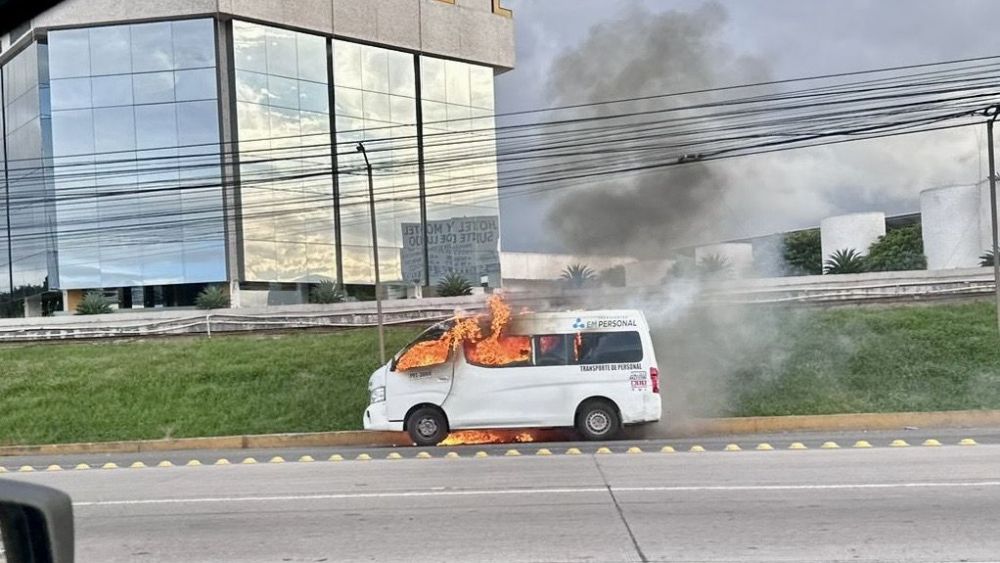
[[494, 0, 999, 254]]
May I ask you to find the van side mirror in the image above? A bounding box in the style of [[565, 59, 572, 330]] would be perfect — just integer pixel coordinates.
[[0, 481, 74, 563]]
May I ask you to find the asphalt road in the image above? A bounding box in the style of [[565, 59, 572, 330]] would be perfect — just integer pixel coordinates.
[[4, 434, 1000, 562]]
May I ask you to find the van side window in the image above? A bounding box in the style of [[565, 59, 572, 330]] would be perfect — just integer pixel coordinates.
[[575, 331, 643, 364], [534, 335, 570, 366], [463, 337, 532, 368]]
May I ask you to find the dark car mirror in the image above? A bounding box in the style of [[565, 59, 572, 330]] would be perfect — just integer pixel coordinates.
[[0, 481, 74, 563]]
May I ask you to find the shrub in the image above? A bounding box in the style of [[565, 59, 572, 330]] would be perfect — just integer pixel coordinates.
[[436, 273, 473, 297], [76, 291, 112, 315], [783, 229, 822, 275], [195, 285, 230, 310], [981, 250, 996, 267], [824, 248, 866, 274], [697, 254, 733, 278], [865, 224, 927, 272], [561, 263, 596, 288], [310, 280, 345, 304]]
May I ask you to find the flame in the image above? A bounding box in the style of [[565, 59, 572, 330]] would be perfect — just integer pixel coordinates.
[[397, 294, 530, 370], [437, 429, 575, 446], [574, 332, 583, 362]]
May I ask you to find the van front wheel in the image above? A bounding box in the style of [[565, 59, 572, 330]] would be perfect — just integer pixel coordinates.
[[576, 400, 621, 441], [406, 407, 449, 446]]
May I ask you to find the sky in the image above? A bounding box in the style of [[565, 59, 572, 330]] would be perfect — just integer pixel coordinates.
[[494, 0, 1000, 254]]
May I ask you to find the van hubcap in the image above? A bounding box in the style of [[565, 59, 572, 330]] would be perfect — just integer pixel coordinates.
[[586, 411, 610, 434], [417, 418, 438, 437]]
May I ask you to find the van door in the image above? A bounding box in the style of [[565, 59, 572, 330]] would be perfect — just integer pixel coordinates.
[[385, 325, 455, 423]]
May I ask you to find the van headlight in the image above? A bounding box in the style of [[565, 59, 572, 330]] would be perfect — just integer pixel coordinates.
[[369, 386, 386, 404]]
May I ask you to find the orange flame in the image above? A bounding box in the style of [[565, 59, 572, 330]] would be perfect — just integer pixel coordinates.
[[437, 428, 571, 446], [397, 294, 530, 371]]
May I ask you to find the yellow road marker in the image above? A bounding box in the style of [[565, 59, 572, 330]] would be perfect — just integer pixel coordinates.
[[474, 451, 488, 458], [386, 452, 403, 460], [536, 448, 552, 456], [853, 440, 873, 448], [504, 449, 521, 456], [101, 462, 118, 470], [356, 453, 372, 461], [565, 447, 582, 455], [0, 467, 7, 473], [689, 445, 706, 453], [595, 447, 613, 454], [186, 460, 202, 466], [820, 441, 840, 449], [416, 451, 433, 459], [75, 463, 90, 470], [723, 444, 741, 452], [157, 461, 174, 468], [130, 461, 148, 469], [788, 442, 808, 450], [889, 439, 909, 448], [46, 465, 63, 472], [18, 466, 34, 472], [626, 447, 643, 454], [241, 458, 257, 464], [922, 439, 942, 447], [328, 454, 344, 462], [214, 459, 230, 465], [444, 452, 460, 459], [959, 438, 978, 446], [298, 455, 315, 463], [755, 443, 774, 451], [269, 456, 286, 463], [660, 446, 676, 453]]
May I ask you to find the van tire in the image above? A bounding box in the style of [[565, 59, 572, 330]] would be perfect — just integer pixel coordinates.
[[406, 407, 449, 446], [575, 399, 621, 441]]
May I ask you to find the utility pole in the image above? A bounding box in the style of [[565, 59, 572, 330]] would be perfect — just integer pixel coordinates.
[[356, 143, 386, 364], [986, 106, 1000, 335]]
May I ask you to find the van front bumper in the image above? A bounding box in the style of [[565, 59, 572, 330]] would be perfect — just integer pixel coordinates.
[[363, 402, 403, 431]]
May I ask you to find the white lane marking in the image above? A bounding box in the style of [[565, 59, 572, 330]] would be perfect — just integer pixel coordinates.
[[74, 480, 1000, 507]]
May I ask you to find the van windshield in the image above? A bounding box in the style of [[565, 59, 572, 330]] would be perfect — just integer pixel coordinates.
[[394, 321, 454, 371]]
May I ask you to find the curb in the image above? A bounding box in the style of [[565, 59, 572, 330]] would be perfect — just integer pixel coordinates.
[[1, 410, 998, 458]]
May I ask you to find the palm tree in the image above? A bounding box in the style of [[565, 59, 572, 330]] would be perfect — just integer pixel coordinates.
[[697, 254, 733, 278], [824, 248, 867, 274], [980, 250, 996, 267], [561, 264, 596, 288], [436, 273, 473, 297]]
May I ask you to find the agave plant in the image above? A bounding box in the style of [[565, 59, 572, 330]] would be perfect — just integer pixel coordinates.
[[561, 263, 596, 288], [824, 248, 867, 274], [195, 285, 231, 310], [76, 290, 112, 315], [310, 279, 345, 304], [436, 273, 473, 297]]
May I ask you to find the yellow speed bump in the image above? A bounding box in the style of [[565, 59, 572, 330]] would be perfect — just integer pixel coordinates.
[[214, 459, 230, 466], [101, 462, 119, 470], [820, 441, 840, 449], [157, 461, 174, 468], [386, 452, 403, 460], [269, 456, 286, 463], [536, 448, 552, 456], [723, 444, 741, 452], [75, 463, 90, 470], [474, 451, 488, 458], [186, 460, 202, 467], [788, 442, 807, 450], [444, 452, 460, 459], [298, 455, 315, 463], [355, 453, 372, 461], [595, 447, 613, 454], [755, 443, 774, 451], [18, 466, 34, 473], [922, 439, 942, 447], [660, 446, 676, 453], [853, 440, 873, 448], [416, 451, 433, 459], [565, 447, 582, 455], [0, 467, 7, 473], [626, 447, 643, 454], [889, 439, 910, 448], [130, 461, 148, 469], [504, 449, 521, 457], [46, 465, 63, 472], [959, 438, 978, 446], [328, 454, 344, 462], [689, 445, 706, 453], [241, 458, 257, 465]]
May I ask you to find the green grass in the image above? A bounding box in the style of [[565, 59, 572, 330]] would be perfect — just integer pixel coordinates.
[[4, 301, 1000, 446], [0, 328, 420, 446]]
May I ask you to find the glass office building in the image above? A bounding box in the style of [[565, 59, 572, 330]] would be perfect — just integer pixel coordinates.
[[0, 0, 513, 314]]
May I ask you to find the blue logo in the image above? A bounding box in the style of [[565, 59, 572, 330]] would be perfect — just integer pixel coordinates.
[[572, 318, 585, 329]]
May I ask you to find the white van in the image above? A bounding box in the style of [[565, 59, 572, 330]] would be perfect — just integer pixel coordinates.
[[364, 310, 661, 446]]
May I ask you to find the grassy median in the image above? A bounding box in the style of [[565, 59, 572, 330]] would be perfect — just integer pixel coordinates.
[[2, 301, 1000, 446]]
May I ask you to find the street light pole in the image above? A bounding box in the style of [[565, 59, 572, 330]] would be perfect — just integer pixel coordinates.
[[986, 107, 1000, 335], [356, 143, 386, 364]]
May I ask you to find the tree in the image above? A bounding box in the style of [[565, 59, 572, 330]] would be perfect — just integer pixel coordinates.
[[981, 250, 996, 267], [310, 279, 345, 304], [697, 254, 733, 278], [195, 285, 230, 310], [783, 229, 822, 275], [824, 248, 867, 274], [561, 263, 596, 288], [76, 291, 112, 315], [865, 224, 927, 272], [436, 273, 473, 297]]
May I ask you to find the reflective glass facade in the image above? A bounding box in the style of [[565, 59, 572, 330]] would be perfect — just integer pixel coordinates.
[[233, 21, 336, 283], [47, 19, 226, 289]]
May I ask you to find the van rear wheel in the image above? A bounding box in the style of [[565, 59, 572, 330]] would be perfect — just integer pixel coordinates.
[[576, 400, 621, 441], [406, 407, 449, 446]]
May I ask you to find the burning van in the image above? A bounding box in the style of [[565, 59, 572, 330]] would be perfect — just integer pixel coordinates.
[[364, 296, 662, 446]]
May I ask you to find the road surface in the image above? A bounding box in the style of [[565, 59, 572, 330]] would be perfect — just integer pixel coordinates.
[[4, 430, 1000, 562]]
